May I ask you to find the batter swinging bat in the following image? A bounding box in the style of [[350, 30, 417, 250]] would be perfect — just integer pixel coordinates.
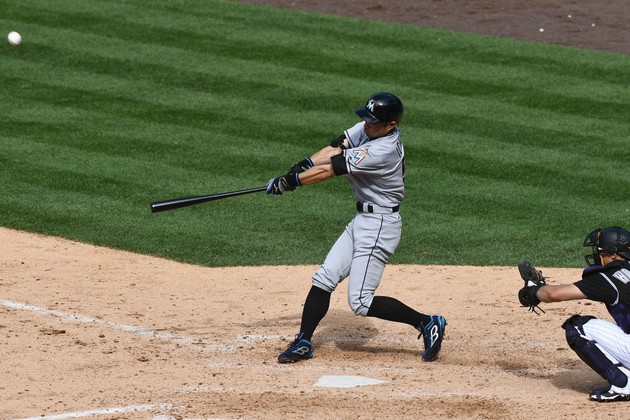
[[150, 186, 267, 213]]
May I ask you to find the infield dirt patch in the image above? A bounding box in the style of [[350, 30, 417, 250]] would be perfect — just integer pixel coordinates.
[[3, 227, 629, 419]]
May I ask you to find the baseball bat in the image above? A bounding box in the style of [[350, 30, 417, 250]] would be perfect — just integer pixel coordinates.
[[150, 186, 267, 213]]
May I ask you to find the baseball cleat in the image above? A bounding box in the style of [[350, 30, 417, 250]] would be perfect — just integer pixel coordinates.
[[278, 333, 314, 363], [418, 315, 447, 362], [589, 385, 630, 402]]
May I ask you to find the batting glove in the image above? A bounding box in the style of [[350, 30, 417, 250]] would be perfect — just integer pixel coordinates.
[[266, 174, 300, 195]]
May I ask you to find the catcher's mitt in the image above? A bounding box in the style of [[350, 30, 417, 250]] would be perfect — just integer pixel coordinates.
[[517, 260, 547, 314]]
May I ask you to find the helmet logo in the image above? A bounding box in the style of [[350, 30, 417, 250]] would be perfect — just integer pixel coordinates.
[[366, 100, 376, 112]]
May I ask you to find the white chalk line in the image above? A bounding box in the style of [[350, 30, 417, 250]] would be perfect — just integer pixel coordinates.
[[153, 417, 226, 420], [0, 299, 423, 353], [0, 298, 241, 352], [12, 403, 172, 420]]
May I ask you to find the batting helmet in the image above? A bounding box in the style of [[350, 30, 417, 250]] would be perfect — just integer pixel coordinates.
[[355, 92, 403, 124], [583, 226, 630, 265]]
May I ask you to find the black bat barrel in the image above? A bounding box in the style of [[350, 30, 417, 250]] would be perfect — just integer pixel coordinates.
[[150, 186, 267, 213]]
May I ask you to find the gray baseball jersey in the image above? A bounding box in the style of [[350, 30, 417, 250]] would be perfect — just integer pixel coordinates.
[[342, 122, 405, 208], [312, 121, 405, 316]]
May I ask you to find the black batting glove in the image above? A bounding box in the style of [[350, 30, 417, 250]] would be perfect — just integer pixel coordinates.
[[330, 134, 347, 149], [266, 173, 301, 195]]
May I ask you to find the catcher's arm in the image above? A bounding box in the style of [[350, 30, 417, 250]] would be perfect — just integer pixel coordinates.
[[537, 284, 587, 302], [517, 260, 547, 314]]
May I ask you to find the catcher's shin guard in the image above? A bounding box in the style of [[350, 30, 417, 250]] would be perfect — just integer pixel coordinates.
[[563, 315, 628, 388]]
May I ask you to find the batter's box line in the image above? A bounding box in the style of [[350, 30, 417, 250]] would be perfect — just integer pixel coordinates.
[[0, 298, 239, 353], [1, 298, 421, 354], [11, 403, 173, 420]]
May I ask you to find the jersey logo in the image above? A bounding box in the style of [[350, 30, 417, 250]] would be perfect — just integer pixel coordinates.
[[613, 268, 630, 284], [350, 147, 369, 166]]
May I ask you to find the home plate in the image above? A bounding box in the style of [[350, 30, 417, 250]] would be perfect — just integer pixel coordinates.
[[314, 375, 387, 388]]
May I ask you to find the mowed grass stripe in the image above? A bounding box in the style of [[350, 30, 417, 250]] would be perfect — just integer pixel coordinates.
[[1, 0, 629, 267], [5, 74, 627, 209], [3, 43, 625, 153], [3, 3, 628, 133], [0, 29, 367, 153], [4, 1, 629, 102]]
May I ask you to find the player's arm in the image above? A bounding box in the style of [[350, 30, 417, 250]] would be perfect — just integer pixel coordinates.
[[285, 135, 348, 175], [267, 136, 348, 194], [536, 284, 587, 303], [298, 146, 343, 186], [292, 133, 349, 185]]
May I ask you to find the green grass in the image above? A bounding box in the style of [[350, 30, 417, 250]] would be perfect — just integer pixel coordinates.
[[1, 0, 629, 267]]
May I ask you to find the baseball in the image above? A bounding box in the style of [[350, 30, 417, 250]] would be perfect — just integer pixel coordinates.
[[8, 31, 22, 46]]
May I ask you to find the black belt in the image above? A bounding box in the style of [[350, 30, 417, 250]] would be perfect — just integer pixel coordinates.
[[356, 201, 400, 214]]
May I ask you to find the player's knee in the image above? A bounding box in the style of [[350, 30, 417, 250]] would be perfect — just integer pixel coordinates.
[[562, 314, 596, 329], [561, 315, 628, 388], [348, 295, 369, 316], [562, 314, 596, 346]]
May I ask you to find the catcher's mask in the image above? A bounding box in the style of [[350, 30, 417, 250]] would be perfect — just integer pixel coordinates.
[[583, 226, 630, 266]]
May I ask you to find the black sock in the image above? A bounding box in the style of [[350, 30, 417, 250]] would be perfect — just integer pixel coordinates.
[[367, 296, 431, 329], [299, 286, 331, 342]]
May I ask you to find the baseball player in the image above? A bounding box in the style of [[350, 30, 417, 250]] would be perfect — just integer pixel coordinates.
[[518, 226, 630, 402], [266, 92, 447, 363]]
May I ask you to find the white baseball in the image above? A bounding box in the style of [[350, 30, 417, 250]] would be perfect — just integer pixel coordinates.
[[8, 31, 22, 46]]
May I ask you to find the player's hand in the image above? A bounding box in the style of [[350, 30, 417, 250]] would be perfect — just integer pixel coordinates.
[[266, 176, 294, 195], [517, 260, 547, 314], [330, 134, 347, 149]]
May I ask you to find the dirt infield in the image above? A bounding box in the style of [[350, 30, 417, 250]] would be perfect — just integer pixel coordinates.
[[3, 227, 630, 419]]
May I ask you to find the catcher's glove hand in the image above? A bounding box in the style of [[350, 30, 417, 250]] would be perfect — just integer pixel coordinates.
[[517, 260, 547, 315]]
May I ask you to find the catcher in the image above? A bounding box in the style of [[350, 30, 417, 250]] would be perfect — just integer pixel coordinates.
[[518, 226, 630, 402]]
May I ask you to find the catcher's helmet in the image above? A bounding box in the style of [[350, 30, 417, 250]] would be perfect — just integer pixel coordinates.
[[355, 92, 403, 124], [583, 226, 630, 266]]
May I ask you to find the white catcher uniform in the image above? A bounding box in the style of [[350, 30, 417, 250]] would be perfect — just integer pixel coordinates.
[[312, 121, 404, 316]]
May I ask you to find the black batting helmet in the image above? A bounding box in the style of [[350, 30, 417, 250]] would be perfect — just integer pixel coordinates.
[[583, 226, 630, 265], [355, 92, 403, 124]]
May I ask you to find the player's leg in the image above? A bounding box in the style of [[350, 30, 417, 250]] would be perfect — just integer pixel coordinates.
[[367, 296, 430, 327], [346, 214, 446, 361], [297, 285, 331, 342], [581, 318, 630, 368], [366, 295, 446, 361], [277, 288, 332, 364], [278, 221, 354, 363], [345, 213, 399, 316], [563, 315, 630, 401]]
